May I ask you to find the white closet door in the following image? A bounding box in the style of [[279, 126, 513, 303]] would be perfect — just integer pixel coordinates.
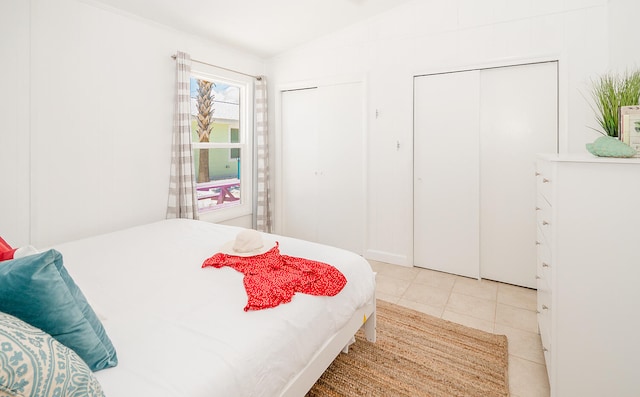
[[479, 62, 558, 288], [414, 71, 481, 278], [281, 83, 364, 255], [281, 88, 319, 243], [315, 82, 364, 253]]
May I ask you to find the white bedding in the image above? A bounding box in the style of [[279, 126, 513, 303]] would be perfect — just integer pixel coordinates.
[[51, 219, 376, 397]]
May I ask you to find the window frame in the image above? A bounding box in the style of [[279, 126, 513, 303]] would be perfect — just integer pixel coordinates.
[[190, 68, 254, 223]]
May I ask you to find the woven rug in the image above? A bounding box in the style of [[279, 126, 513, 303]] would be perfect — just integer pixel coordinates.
[[307, 300, 509, 397]]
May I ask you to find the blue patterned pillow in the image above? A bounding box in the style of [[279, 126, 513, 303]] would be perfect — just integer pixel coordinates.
[[0, 249, 117, 371], [0, 311, 105, 397]]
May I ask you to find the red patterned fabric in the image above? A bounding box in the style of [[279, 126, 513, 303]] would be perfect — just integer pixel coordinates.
[[202, 243, 347, 311], [0, 237, 17, 262]]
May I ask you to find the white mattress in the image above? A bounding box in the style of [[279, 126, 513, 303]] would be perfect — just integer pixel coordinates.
[[52, 219, 376, 397]]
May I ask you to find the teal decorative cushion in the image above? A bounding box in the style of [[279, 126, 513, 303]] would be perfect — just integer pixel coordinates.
[[586, 136, 637, 157], [0, 311, 105, 397], [0, 249, 117, 371]]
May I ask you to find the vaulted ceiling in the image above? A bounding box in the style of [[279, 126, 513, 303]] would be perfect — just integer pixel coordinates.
[[92, 0, 413, 58]]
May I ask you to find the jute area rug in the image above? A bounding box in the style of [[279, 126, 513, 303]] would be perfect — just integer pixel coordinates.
[[307, 300, 509, 397]]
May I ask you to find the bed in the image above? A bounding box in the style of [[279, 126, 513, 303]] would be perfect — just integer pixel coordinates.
[[44, 219, 377, 396]]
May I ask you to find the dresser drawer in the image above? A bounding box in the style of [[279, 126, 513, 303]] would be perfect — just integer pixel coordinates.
[[537, 292, 552, 381], [543, 347, 552, 382], [537, 275, 552, 352], [536, 160, 554, 203], [536, 194, 553, 243], [536, 227, 553, 283]]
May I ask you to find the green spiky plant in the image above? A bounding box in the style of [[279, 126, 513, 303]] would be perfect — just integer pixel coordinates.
[[590, 69, 640, 137]]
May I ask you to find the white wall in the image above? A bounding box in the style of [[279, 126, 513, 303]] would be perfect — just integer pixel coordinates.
[[0, 1, 31, 247], [2, 0, 264, 247], [267, 0, 612, 265], [609, 0, 640, 71]]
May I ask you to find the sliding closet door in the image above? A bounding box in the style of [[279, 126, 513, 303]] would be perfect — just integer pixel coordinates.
[[413, 71, 481, 278], [479, 62, 558, 288], [414, 61, 558, 287], [281, 82, 364, 254]]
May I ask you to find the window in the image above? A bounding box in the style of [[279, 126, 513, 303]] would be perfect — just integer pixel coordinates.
[[190, 71, 252, 220], [229, 128, 240, 160]]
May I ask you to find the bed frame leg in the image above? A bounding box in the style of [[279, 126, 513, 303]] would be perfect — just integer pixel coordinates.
[[341, 336, 356, 353], [364, 274, 377, 343], [364, 308, 376, 343]]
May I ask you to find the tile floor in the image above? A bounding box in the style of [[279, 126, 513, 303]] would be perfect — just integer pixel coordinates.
[[369, 260, 550, 397]]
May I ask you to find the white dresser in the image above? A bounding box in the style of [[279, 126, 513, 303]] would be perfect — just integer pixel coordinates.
[[535, 154, 640, 397]]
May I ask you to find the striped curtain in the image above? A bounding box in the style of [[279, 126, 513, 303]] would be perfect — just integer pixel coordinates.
[[254, 77, 272, 232], [166, 51, 199, 220]]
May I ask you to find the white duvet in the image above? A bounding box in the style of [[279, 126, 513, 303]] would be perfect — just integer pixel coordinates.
[[52, 219, 375, 397]]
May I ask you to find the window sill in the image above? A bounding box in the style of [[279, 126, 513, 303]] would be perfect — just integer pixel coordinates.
[[198, 204, 252, 224]]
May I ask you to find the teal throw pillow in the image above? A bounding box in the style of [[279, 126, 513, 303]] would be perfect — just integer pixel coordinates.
[[0, 249, 117, 371], [0, 311, 105, 397]]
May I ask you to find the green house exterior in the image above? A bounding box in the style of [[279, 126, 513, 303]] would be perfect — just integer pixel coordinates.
[[192, 119, 240, 181]]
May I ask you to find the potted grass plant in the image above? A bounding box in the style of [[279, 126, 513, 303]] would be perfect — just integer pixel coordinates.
[[589, 69, 640, 137]]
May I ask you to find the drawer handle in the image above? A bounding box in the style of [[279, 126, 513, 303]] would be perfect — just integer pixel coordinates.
[[542, 220, 550, 226], [535, 240, 541, 245], [535, 172, 541, 176], [542, 304, 549, 310], [543, 346, 549, 352], [536, 276, 541, 279], [542, 178, 550, 183], [535, 206, 541, 211], [542, 262, 550, 268]]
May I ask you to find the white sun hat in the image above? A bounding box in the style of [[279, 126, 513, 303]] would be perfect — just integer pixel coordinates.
[[220, 229, 276, 257]]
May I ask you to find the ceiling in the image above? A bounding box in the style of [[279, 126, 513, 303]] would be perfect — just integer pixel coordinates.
[[91, 0, 412, 58]]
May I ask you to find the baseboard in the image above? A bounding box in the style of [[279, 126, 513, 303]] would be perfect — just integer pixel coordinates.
[[364, 249, 411, 267]]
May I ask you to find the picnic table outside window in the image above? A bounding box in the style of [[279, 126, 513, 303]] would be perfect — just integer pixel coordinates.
[[196, 179, 240, 206]]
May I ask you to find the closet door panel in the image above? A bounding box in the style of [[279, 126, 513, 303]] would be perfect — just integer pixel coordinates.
[[316, 83, 364, 254], [281, 83, 365, 255], [413, 71, 481, 278], [479, 62, 558, 288], [281, 88, 319, 243]]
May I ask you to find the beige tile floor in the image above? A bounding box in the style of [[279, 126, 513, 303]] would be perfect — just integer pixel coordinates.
[[369, 260, 550, 397]]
